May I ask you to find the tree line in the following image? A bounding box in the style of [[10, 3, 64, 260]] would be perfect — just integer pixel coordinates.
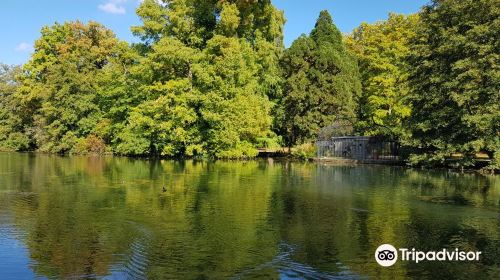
[[0, 0, 498, 168]]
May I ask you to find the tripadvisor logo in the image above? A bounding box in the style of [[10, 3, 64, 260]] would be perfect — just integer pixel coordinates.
[[375, 244, 481, 267], [375, 244, 398, 267]]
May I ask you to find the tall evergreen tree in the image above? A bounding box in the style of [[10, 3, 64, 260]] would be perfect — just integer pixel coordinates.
[[280, 10, 361, 146], [407, 0, 500, 167]]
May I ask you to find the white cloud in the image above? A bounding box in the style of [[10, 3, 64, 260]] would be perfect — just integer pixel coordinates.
[[98, 0, 127, 14], [15, 42, 33, 52]]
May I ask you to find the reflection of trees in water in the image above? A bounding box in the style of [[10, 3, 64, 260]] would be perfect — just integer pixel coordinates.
[[265, 163, 411, 277], [266, 163, 500, 279], [402, 210, 500, 280], [404, 169, 499, 210], [2, 155, 280, 279], [0, 153, 499, 279]]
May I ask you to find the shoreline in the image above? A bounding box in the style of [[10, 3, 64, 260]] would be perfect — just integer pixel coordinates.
[[2, 151, 497, 175]]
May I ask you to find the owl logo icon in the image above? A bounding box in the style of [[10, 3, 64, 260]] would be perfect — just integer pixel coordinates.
[[375, 244, 398, 267]]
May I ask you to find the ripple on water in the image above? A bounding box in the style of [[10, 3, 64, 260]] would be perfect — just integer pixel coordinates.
[[106, 221, 151, 280], [232, 242, 366, 280]]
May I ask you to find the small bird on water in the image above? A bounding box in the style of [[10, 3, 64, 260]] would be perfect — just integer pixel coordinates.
[[162, 186, 167, 193]]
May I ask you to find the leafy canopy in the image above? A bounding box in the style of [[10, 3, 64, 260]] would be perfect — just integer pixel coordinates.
[[116, 0, 286, 158], [14, 21, 128, 154], [406, 0, 500, 166], [346, 13, 419, 139]]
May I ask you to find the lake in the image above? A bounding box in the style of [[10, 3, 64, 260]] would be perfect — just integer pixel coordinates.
[[0, 153, 498, 279]]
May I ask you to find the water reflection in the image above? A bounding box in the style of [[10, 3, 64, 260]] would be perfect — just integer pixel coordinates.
[[0, 153, 498, 279]]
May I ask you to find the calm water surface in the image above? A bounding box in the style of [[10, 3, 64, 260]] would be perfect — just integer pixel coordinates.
[[0, 153, 499, 279]]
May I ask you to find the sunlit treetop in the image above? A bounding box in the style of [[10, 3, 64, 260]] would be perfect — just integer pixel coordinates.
[[132, 0, 285, 48]]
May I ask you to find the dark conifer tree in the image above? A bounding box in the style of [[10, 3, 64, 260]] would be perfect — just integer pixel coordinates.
[[280, 10, 361, 146]]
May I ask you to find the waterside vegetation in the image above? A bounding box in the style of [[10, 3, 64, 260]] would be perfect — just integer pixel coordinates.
[[0, 0, 498, 169]]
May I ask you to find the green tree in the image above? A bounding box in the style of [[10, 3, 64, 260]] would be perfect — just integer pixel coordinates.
[[124, 0, 285, 158], [9, 1, 285, 158], [132, 0, 285, 49], [194, 34, 274, 158], [0, 64, 30, 151], [16, 21, 129, 154], [93, 42, 140, 148], [280, 10, 361, 146], [406, 0, 500, 167], [346, 13, 419, 138], [132, 0, 285, 102], [112, 35, 202, 158]]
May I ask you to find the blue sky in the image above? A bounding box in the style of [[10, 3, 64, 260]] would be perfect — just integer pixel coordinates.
[[0, 0, 429, 65]]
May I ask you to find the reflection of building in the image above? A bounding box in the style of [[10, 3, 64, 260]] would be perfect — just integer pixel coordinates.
[[316, 136, 400, 163]]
